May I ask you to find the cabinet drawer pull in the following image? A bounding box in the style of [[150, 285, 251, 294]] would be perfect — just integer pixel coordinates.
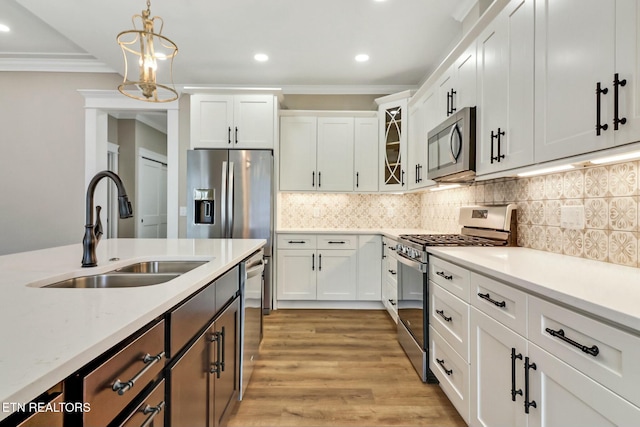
[[436, 358, 453, 375], [389, 299, 396, 306], [524, 357, 537, 414], [478, 292, 506, 308], [511, 348, 523, 402], [436, 271, 453, 280], [388, 269, 397, 275], [436, 309, 452, 322], [140, 401, 165, 427], [545, 327, 600, 357], [328, 241, 346, 244], [288, 240, 306, 244], [112, 351, 165, 395]]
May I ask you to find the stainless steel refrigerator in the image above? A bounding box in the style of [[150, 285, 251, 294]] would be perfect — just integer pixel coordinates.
[[187, 149, 274, 313]]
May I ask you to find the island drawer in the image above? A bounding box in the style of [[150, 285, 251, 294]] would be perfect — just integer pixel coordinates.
[[470, 272, 527, 337], [317, 235, 357, 250], [429, 256, 470, 302], [82, 320, 165, 427], [120, 379, 165, 427], [215, 265, 240, 312], [529, 296, 640, 407], [170, 281, 217, 357], [277, 234, 316, 249]]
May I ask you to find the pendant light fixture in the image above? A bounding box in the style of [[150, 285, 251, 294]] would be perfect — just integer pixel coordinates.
[[117, 0, 178, 102]]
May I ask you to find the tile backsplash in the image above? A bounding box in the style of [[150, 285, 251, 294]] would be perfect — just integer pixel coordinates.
[[278, 160, 639, 267]]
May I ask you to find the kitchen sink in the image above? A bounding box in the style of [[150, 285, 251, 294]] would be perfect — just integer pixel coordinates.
[[111, 260, 208, 274], [44, 273, 181, 289]]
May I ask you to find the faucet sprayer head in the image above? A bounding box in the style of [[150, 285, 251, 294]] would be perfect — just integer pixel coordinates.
[[118, 195, 134, 218]]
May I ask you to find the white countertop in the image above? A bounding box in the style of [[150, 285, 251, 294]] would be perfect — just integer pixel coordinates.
[[0, 238, 265, 421], [277, 228, 435, 239]]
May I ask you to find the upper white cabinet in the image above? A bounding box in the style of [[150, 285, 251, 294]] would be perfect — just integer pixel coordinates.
[[476, 0, 534, 175], [279, 113, 378, 193], [190, 94, 275, 149], [534, 0, 640, 162], [408, 90, 437, 190], [436, 43, 478, 125], [378, 94, 409, 192]]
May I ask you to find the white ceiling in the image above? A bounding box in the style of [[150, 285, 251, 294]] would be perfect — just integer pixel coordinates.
[[1, 0, 477, 93]]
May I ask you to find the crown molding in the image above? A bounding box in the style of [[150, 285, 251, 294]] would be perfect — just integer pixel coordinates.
[[0, 57, 116, 73]]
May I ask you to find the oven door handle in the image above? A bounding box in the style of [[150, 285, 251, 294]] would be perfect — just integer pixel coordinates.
[[396, 252, 428, 273]]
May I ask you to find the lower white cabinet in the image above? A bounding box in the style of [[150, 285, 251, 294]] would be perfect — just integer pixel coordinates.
[[276, 234, 381, 303], [382, 236, 399, 320]]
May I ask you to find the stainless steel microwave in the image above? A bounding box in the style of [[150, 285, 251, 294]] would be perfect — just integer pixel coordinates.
[[427, 106, 476, 183]]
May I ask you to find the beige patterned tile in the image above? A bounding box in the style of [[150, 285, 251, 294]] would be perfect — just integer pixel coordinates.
[[563, 170, 584, 199], [517, 201, 531, 225], [484, 182, 495, 203], [530, 176, 545, 200], [584, 166, 609, 197], [545, 174, 563, 199], [530, 201, 545, 225], [516, 224, 531, 247], [504, 179, 517, 202], [530, 225, 546, 250], [516, 178, 530, 201], [609, 231, 638, 266], [609, 197, 637, 231], [584, 198, 609, 229], [545, 200, 562, 227], [608, 161, 637, 196], [583, 229, 608, 262], [545, 227, 563, 253], [494, 181, 506, 203], [562, 229, 584, 257]]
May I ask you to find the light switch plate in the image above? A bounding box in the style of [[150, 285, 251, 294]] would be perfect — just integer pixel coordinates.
[[179, 206, 187, 217], [561, 205, 585, 229]]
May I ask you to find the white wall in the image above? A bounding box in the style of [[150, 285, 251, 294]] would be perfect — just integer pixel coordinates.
[[0, 71, 122, 255]]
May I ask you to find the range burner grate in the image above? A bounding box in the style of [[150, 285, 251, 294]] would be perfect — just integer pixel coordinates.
[[399, 234, 508, 247]]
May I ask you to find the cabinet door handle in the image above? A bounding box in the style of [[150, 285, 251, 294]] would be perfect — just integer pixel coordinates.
[[436, 309, 452, 322], [614, 73, 627, 130], [312, 253, 315, 271], [312, 171, 315, 187], [477, 292, 506, 308], [436, 271, 453, 280], [220, 326, 226, 371], [209, 331, 222, 378], [318, 171, 321, 187], [511, 348, 523, 401], [418, 164, 423, 183], [228, 126, 231, 144], [545, 327, 599, 357], [446, 90, 451, 116], [112, 351, 165, 395], [524, 357, 537, 414], [491, 128, 505, 163], [318, 253, 322, 271], [382, 242, 386, 259], [356, 172, 359, 188], [450, 89, 457, 114], [401, 170, 405, 187], [235, 126, 239, 144], [596, 82, 609, 135], [436, 358, 453, 375]]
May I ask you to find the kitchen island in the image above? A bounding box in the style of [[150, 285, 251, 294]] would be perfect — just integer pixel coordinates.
[[0, 238, 265, 423]]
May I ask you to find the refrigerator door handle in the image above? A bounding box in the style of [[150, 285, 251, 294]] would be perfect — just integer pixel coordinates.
[[228, 161, 235, 237], [221, 161, 228, 237]]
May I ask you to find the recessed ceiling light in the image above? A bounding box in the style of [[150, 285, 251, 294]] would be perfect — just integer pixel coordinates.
[[0, 24, 10, 33], [254, 53, 269, 62], [355, 54, 370, 62]]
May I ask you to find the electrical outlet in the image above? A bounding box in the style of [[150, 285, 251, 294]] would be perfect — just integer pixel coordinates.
[[179, 206, 187, 217], [561, 205, 585, 230]]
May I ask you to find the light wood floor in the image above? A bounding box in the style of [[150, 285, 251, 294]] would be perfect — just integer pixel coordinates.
[[228, 309, 466, 427]]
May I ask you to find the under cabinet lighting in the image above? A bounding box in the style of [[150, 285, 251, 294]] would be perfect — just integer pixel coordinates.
[[590, 150, 640, 165], [517, 164, 574, 177], [430, 184, 461, 192]]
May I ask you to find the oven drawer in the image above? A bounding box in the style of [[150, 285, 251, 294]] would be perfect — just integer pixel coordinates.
[[529, 296, 640, 407], [430, 282, 469, 361], [83, 320, 165, 427], [277, 234, 316, 249], [317, 235, 357, 250], [470, 272, 527, 337], [429, 256, 470, 302], [429, 326, 470, 424]]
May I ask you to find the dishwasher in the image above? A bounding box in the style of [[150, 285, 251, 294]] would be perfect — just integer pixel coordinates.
[[239, 249, 265, 400]]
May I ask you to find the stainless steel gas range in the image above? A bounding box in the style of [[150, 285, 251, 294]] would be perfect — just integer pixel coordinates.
[[395, 204, 517, 382]]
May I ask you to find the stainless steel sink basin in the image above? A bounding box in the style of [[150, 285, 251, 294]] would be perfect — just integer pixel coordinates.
[[111, 260, 208, 274], [44, 273, 180, 289]]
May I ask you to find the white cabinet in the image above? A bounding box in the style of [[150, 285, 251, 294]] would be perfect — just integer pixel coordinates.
[[279, 113, 378, 192], [317, 117, 355, 192], [354, 118, 379, 192], [476, 0, 534, 175], [276, 234, 379, 303], [407, 92, 437, 190], [436, 43, 478, 123], [377, 95, 409, 192], [357, 235, 382, 300], [381, 236, 398, 321], [190, 94, 275, 149], [534, 0, 640, 163]]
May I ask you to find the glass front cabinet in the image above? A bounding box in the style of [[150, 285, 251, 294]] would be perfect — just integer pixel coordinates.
[[377, 92, 410, 192]]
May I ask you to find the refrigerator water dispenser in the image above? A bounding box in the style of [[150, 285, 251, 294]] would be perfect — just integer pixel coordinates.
[[193, 189, 215, 224]]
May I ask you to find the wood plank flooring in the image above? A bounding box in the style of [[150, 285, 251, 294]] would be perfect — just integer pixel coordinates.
[[228, 309, 466, 427]]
